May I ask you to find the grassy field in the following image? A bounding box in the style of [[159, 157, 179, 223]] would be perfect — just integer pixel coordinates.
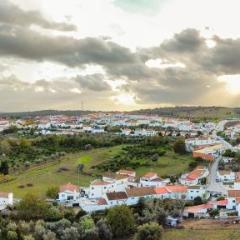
[[164, 229, 240, 240], [135, 150, 195, 177], [0, 145, 123, 197], [0, 145, 195, 198]]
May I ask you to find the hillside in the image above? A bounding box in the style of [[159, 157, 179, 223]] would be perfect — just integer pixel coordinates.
[[131, 106, 238, 120], [0, 106, 240, 120]]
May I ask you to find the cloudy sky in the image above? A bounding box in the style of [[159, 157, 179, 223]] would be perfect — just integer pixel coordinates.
[[1, 0, 240, 112]]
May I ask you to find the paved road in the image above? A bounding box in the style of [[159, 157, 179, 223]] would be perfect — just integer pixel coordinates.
[[207, 157, 227, 195]]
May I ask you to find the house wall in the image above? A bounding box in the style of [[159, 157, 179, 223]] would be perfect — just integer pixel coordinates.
[[89, 184, 114, 199]]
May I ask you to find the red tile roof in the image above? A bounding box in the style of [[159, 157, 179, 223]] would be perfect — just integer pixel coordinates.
[[216, 199, 228, 206], [143, 172, 158, 179], [0, 192, 9, 198], [106, 192, 128, 200], [97, 198, 107, 205], [60, 183, 79, 192], [228, 190, 240, 198], [126, 187, 155, 197], [186, 169, 205, 181], [154, 187, 169, 194], [117, 169, 136, 176], [185, 203, 213, 213], [166, 185, 188, 193], [91, 180, 112, 186]]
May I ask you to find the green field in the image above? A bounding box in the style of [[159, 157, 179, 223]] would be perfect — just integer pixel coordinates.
[[0, 145, 195, 198], [135, 150, 195, 177], [164, 229, 240, 240]]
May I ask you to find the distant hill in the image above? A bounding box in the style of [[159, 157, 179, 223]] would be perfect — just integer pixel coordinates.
[[0, 106, 240, 120], [0, 110, 93, 118], [130, 106, 239, 120]]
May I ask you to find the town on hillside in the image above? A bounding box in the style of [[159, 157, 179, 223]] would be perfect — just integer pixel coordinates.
[[1, 113, 240, 227]]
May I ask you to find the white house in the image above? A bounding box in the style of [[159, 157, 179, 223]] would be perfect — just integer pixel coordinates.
[[183, 203, 213, 218], [58, 183, 80, 203], [226, 190, 240, 210], [140, 172, 168, 187], [126, 187, 156, 205], [186, 186, 209, 201], [165, 185, 188, 200], [180, 166, 209, 186], [105, 192, 128, 206], [89, 180, 115, 199], [185, 137, 219, 152], [217, 171, 235, 183], [0, 192, 13, 210], [102, 173, 130, 192]]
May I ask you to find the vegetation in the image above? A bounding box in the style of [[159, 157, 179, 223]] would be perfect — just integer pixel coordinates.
[[0, 196, 187, 240], [164, 229, 240, 240], [173, 138, 186, 155], [0, 135, 195, 197], [134, 222, 163, 240], [106, 205, 135, 237]]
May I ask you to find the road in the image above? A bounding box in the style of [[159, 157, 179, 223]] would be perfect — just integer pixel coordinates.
[[207, 157, 227, 195]]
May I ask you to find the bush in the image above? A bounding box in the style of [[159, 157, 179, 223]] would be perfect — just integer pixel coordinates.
[[134, 222, 163, 240], [173, 139, 186, 155], [46, 186, 59, 199], [107, 205, 135, 237]]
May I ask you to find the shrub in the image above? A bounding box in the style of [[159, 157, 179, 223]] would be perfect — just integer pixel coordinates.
[[107, 205, 135, 237], [134, 222, 163, 240]]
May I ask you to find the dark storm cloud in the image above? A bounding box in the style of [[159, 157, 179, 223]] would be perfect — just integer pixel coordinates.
[[1, 16, 240, 108], [0, 24, 136, 67], [74, 74, 111, 91], [0, 1, 76, 31], [202, 36, 240, 74]]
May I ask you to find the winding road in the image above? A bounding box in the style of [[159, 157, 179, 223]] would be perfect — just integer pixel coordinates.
[[207, 156, 227, 195]]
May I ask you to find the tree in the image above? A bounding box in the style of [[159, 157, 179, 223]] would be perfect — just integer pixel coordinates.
[[223, 149, 235, 158], [46, 187, 59, 199], [134, 222, 163, 240], [107, 205, 135, 238], [193, 196, 203, 205], [96, 219, 112, 240], [173, 139, 186, 155], [79, 215, 98, 239], [16, 194, 49, 220], [0, 160, 9, 175], [209, 209, 219, 218]]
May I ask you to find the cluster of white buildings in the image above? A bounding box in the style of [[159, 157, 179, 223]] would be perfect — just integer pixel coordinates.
[[57, 169, 210, 213]]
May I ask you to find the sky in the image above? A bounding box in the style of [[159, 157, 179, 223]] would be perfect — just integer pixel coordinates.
[[1, 0, 240, 112]]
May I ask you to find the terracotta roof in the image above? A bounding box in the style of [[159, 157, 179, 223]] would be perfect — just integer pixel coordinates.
[[166, 185, 188, 193], [154, 187, 169, 194], [228, 190, 240, 198], [0, 192, 9, 198], [185, 203, 213, 214], [143, 172, 158, 179], [60, 183, 79, 192], [103, 172, 128, 180], [186, 169, 205, 181], [91, 180, 112, 186], [126, 187, 155, 197], [97, 198, 107, 205], [106, 192, 128, 200], [117, 169, 136, 176], [216, 199, 228, 206]]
